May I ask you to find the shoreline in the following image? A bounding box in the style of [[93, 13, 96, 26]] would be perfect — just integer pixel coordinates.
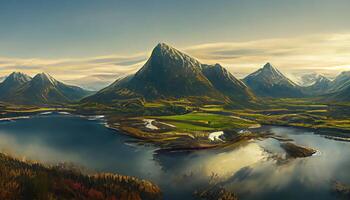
[[2, 110, 350, 151]]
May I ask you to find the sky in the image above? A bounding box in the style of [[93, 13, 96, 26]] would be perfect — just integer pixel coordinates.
[[1, 0, 350, 89]]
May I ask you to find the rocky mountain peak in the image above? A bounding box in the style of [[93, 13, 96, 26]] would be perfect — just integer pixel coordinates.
[[154, 42, 171, 51], [147, 42, 201, 69], [261, 63, 284, 77], [262, 62, 274, 70], [32, 72, 58, 86], [243, 63, 301, 97], [246, 62, 286, 82], [152, 43, 178, 57], [315, 75, 330, 83], [5, 72, 32, 84]]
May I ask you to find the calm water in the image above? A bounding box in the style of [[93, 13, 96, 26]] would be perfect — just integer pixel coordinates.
[[0, 113, 349, 200]]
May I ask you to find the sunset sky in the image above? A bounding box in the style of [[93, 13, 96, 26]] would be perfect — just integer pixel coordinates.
[[1, 0, 350, 89]]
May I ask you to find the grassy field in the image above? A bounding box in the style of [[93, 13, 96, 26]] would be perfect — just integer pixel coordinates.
[[154, 112, 257, 132], [228, 98, 350, 133], [148, 98, 350, 135]]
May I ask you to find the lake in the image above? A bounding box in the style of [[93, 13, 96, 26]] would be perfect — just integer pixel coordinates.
[[0, 113, 349, 200]]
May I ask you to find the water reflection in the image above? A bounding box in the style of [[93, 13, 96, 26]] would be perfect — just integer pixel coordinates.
[[223, 127, 350, 200], [158, 143, 266, 178]]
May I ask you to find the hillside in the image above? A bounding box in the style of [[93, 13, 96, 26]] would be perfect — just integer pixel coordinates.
[[0, 152, 161, 200], [327, 71, 350, 92], [302, 74, 331, 96], [201, 63, 255, 102]]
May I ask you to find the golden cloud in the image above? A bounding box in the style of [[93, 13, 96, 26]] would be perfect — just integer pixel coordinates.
[[184, 33, 350, 78]]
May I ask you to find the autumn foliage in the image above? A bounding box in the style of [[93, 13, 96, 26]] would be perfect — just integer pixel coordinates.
[[0, 153, 161, 200]]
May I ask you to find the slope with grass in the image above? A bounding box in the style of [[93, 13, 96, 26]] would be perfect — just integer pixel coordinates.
[[0, 152, 161, 200]]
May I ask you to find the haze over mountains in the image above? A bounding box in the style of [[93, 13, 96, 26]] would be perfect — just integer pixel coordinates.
[[297, 73, 331, 87], [1, 43, 350, 105]]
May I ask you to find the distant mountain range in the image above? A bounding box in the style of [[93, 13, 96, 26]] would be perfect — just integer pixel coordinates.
[[294, 73, 330, 87], [296, 71, 350, 101], [1, 43, 350, 105], [83, 43, 255, 104], [0, 72, 93, 105]]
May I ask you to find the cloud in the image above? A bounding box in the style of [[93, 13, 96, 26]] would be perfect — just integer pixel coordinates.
[[1, 33, 350, 89], [184, 33, 350, 78]]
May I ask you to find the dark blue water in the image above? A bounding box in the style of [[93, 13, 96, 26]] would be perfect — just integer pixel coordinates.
[[0, 114, 349, 200]]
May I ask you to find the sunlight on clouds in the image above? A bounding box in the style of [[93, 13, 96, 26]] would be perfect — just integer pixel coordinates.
[[0, 33, 350, 89], [184, 33, 350, 78]]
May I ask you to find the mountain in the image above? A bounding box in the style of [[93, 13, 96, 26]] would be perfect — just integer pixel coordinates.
[[327, 71, 350, 93], [324, 71, 350, 101], [329, 85, 350, 101], [302, 74, 331, 95], [0, 72, 32, 99], [243, 63, 303, 98], [201, 64, 255, 102], [83, 43, 255, 104], [1, 72, 92, 105], [298, 73, 327, 87], [0, 76, 7, 83], [296, 71, 350, 101]]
